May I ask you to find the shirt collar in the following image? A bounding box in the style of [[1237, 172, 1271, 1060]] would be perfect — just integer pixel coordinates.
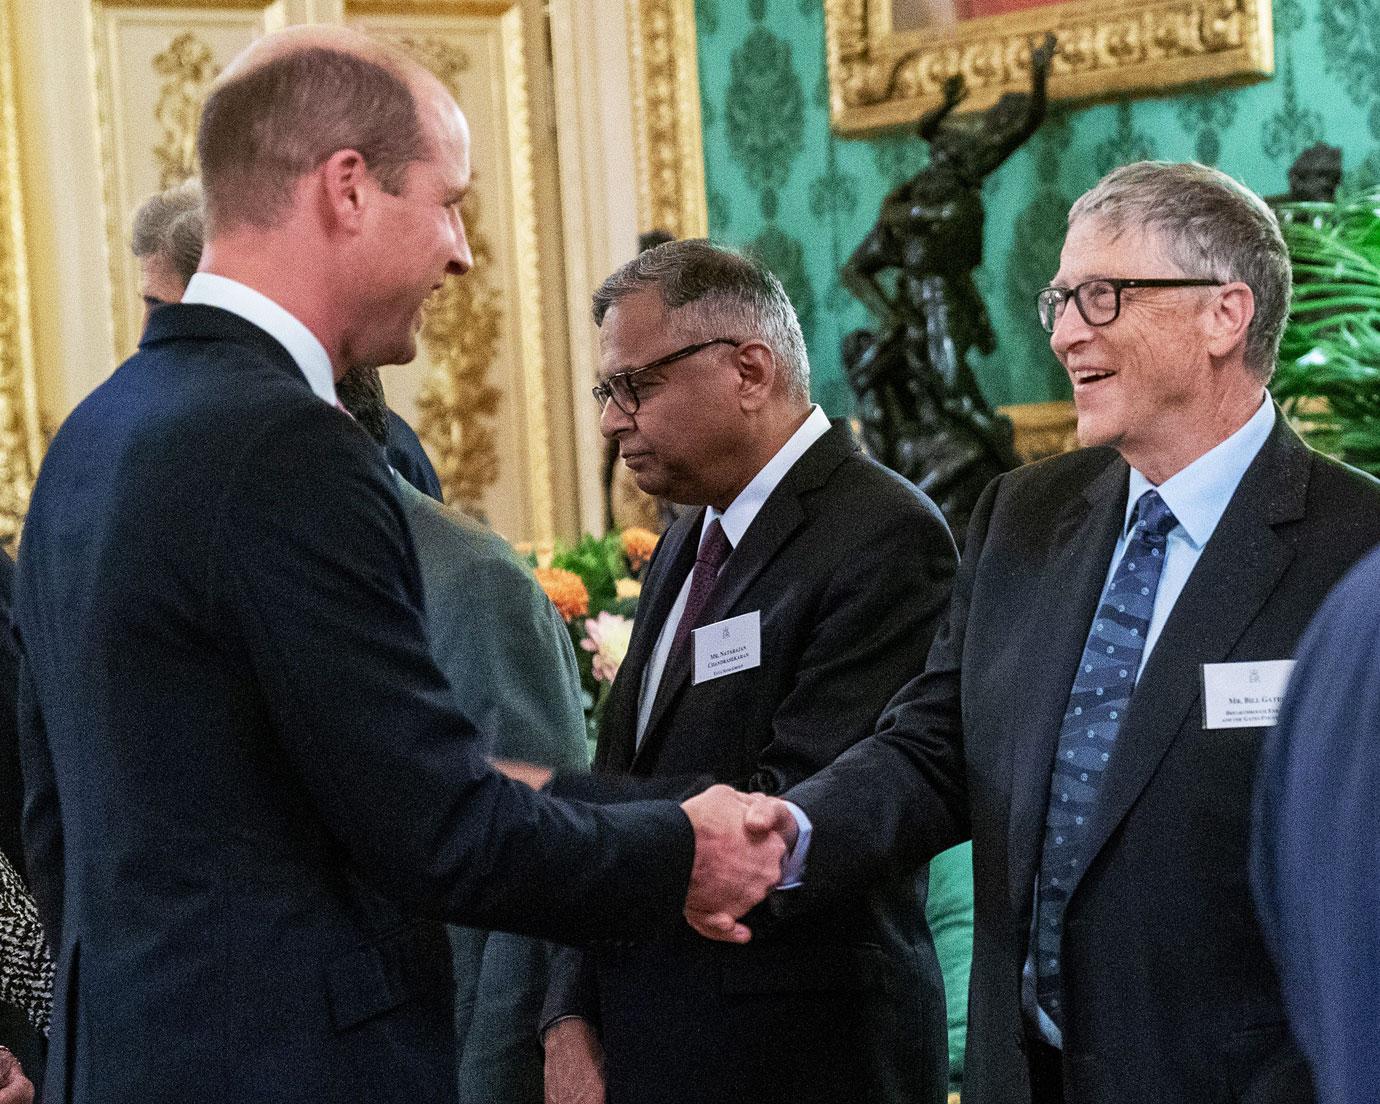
[[703, 405, 832, 549], [1124, 394, 1275, 548], [182, 273, 338, 406]]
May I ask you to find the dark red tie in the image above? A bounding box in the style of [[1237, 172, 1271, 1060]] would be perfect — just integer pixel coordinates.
[[669, 518, 733, 657]]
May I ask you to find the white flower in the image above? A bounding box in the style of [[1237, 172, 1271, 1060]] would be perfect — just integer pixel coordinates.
[[581, 611, 633, 684]]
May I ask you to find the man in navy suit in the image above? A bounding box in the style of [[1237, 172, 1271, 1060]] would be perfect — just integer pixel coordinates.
[[1253, 543, 1380, 1104], [15, 26, 789, 1104], [131, 177, 444, 501], [776, 162, 1380, 1104]]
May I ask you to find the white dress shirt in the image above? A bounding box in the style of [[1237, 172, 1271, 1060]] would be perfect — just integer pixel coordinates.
[[633, 404, 832, 885], [182, 273, 338, 406]]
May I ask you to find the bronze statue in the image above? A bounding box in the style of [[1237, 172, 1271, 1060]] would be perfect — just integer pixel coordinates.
[[1266, 142, 1343, 210], [842, 35, 1055, 543]]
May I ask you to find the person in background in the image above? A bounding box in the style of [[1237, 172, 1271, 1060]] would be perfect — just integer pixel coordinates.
[[335, 364, 586, 1104], [130, 178, 444, 501], [1253, 542, 1380, 1104], [0, 549, 43, 1102], [926, 842, 973, 1101], [0, 1044, 32, 1104]]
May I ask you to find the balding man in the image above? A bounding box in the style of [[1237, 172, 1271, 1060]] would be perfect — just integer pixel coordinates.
[[15, 28, 789, 1104]]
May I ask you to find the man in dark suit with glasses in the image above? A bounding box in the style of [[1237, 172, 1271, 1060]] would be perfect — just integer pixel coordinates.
[[780, 161, 1380, 1104]]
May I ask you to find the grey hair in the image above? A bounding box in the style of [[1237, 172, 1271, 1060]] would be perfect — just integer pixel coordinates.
[[593, 239, 811, 403], [131, 178, 205, 286], [1068, 161, 1290, 380]]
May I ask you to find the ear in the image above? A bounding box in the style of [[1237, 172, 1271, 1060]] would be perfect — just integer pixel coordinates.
[[734, 340, 777, 412], [1203, 281, 1255, 359], [317, 148, 374, 235]]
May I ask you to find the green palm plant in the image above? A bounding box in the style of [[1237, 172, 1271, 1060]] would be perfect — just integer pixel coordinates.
[[1271, 194, 1380, 475]]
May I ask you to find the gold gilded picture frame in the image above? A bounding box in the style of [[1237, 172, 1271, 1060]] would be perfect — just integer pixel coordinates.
[[824, 0, 1273, 134]]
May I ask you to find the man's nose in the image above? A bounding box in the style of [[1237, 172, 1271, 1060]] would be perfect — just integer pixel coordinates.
[[599, 397, 633, 438]]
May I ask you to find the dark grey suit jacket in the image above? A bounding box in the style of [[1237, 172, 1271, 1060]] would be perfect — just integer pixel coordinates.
[[397, 476, 588, 1104], [548, 422, 959, 1104], [788, 414, 1380, 1104]]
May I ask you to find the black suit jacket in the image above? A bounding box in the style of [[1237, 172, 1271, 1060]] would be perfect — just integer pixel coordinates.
[[788, 414, 1380, 1104], [15, 305, 693, 1104], [549, 423, 958, 1104]]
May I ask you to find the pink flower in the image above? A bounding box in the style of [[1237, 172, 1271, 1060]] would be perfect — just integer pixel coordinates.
[[581, 611, 633, 684]]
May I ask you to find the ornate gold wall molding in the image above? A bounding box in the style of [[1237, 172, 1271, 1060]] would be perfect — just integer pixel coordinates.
[[380, 9, 555, 537], [824, 0, 1273, 133], [0, 0, 42, 545], [998, 399, 1079, 463], [151, 31, 219, 188], [415, 193, 504, 510], [626, 0, 707, 239]]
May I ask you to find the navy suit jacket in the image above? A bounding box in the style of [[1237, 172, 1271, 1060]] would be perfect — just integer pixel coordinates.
[[386, 409, 443, 503], [788, 416, 1380, 1104], [549, 423, 959, 1104], [1253, 542, 1380, 1104], [15, 304, 693, 1104]]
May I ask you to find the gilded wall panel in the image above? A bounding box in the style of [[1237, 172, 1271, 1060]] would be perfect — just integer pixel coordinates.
[[349, 1, 557, 543], [626, 0, 707, 240], [91, 3, 267, 358], [0, 0, 43, 545]]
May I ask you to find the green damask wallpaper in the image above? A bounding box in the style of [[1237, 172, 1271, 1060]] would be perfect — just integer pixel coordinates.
[[694, 0, 1380, 413]]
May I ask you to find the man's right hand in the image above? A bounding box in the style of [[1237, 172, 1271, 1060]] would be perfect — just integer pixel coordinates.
[[0, 1047, 33, 1104], [544, 1017, 606, 1104], [680, 784, 790, 942]]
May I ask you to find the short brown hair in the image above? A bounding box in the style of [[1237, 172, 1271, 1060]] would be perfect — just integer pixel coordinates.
[[197, 46, 427, 233], [131, 178, 204, 286]]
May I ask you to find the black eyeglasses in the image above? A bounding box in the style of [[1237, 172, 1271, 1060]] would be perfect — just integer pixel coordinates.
[[592, 338, 740, 416], [1036, 278, 1223, 333]]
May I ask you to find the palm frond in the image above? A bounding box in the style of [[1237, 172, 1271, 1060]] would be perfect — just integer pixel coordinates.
[[1272, 193, 1380, 476]]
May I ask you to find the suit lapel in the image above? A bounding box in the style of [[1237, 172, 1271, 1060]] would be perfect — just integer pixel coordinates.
[[1005, 456, 1129, 917], [631, 424, 858, 770], [596, 511, 702, 773], [1077, 415, 1309, 889]]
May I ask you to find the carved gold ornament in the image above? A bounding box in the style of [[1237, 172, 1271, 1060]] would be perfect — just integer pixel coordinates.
[[415, 193, 505, 512], [392, 34, 504, 513], [824, 0, 1273, 133], [626, 0, 707, 239], [0, 0, 42, 547], [152, 31, 220, 189]]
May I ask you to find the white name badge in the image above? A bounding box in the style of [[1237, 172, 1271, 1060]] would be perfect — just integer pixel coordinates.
[[1201, 659, 1296, 729], [693, 610, 762, 686]]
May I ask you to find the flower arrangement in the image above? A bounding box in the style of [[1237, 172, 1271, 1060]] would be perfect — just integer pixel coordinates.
[[527, 527, 658, 754]]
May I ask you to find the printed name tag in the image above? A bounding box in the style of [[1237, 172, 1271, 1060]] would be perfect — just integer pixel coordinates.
[[1201, 659, 1296, 729], [693, 610, 762, 686]]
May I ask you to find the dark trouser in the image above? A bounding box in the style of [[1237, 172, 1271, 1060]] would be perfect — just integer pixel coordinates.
[[1026, 1034, 1065, 1104]]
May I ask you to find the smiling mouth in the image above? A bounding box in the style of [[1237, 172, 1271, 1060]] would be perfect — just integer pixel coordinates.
[[1071, 368, 1116, 387]]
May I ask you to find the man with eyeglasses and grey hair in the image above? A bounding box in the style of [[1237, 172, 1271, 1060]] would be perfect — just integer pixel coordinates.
[[542, 238, 958, 1104], [765, 161, 1380, 1104]]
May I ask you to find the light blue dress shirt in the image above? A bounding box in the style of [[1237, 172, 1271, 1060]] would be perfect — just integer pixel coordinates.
[[1023, 394, 1276, 1047]]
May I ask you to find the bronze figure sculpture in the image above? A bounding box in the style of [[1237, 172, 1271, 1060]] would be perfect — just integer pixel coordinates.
[[842, 35, 1055, 543]]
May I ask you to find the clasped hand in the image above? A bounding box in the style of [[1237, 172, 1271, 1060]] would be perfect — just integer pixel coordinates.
[[679, 785, 798, 943]]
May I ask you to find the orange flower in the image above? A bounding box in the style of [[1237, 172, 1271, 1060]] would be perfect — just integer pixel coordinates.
[[620, 527, 658, 573], [534, 566, 589, 622]]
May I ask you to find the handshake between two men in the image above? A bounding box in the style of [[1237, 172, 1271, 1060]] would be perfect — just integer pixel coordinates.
[[495, 760, 798, 943]]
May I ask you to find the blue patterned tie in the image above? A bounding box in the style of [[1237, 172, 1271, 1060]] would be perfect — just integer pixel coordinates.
[[1034, 489, 1178, 1029]]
